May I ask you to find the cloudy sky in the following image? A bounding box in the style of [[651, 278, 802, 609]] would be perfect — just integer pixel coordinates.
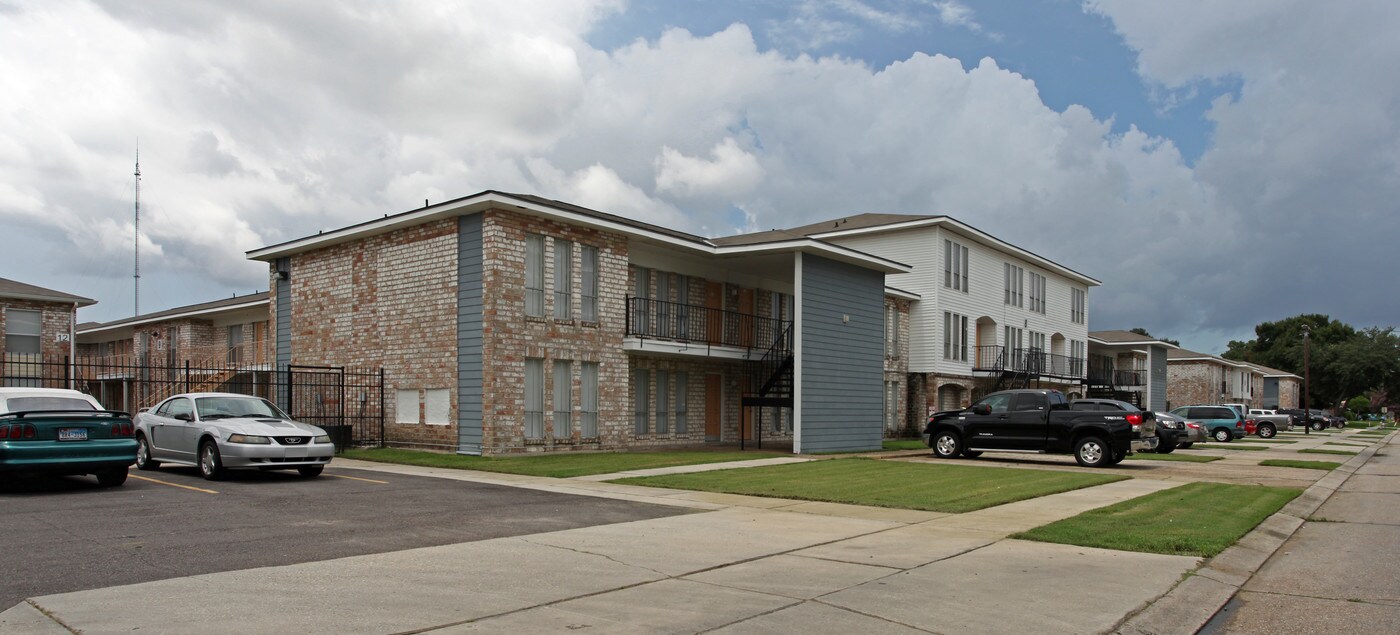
[[3, 0, 1396, 353]]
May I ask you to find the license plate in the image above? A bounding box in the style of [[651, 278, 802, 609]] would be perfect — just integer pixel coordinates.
[[58, 428, 88, 441], [285, 447, 309, 458]]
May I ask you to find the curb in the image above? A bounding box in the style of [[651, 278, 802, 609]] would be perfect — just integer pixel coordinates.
[[1114, 429, 1395, 635]]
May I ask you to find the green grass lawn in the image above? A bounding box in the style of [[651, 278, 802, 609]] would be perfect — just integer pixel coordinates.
[[342, 447, 788, 478], [1012, 482, 1301, 557], [1299, 448, 1360, 456], [1222, 444, 1269, 451], [612, 457, 1126, 513], [1356, 431, 1389, 437], [1260, 459, 1343, 470], [1246, 439, 1298, 444], [1325, 441, 1371, 448], [1346, 421, 1373, 429], [881, 439, 928, 451], [1125, 453, 1221, 463]]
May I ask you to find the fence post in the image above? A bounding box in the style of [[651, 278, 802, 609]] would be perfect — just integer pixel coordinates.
[[184, 360, 191, 393], [65, 355, 72, 390], [378, 367, 385, 448]]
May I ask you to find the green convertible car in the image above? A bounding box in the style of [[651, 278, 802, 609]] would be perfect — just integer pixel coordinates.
[[0, 387, 138, 487]]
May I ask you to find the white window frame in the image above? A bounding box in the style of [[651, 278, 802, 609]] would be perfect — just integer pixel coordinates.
[[1029, 272, 1046, 314], [553, 239, 573, 319], [1071, 288, 1086, 324], [4, 308, 41, 355], [581, 245, 598, 322], [525, 358, 544, 439], [943, 311, 968, 361], [525, 234, 545, 317], [944, 239, 969, 292], [1004, 264, 1024, 308]]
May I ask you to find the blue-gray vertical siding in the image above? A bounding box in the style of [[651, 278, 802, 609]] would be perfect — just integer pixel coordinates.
[[456, 214, 484, 454], [275, 258, 292, 410], [1263, 378, 1279, 408], [799, 255, 884, 452], [1149, 344, 1167, 411]]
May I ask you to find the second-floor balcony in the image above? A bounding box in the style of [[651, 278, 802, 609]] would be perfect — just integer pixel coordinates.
[[1086, 363, 1146, 387], [625, 297, 789, 355], [973, 345, 1085, 381]]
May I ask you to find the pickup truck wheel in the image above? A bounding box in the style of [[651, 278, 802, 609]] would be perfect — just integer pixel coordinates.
[[1310, 421, 1326, 431], [1155, 443, 1176, 454], [932, 431, 962, 459], [1213, 428, 1233, 443], [1257, 424, 1276, 439], [1074, 436, 1111, 467]]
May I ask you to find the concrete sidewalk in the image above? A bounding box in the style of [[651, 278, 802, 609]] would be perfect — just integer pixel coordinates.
[[3, 458, 1197, 634]]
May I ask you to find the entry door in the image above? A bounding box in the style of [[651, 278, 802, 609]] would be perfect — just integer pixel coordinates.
[[705, 374, 722, 441], [738, 288, 754, 347], [705, 283, 723, 344]]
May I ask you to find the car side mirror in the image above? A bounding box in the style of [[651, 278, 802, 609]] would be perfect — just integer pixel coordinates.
[[173, 412, 193, 421], [970, 404, 992, 416]]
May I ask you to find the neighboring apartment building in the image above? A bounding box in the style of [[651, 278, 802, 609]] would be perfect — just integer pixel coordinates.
[[1243, 362, 1302, 410], [1, 277, 95, 387], [247, 191, 908, 455], [75, 292, 272, 412], [1087, 330, 1176, 411], [1166, 348, 1266, 410], [760, 214, 1099, 422]]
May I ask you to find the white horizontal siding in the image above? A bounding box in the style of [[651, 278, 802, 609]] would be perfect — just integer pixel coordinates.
[[830, 225, 1092, 375]]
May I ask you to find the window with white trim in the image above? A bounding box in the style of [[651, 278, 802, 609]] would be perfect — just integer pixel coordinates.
[[553, 239, 572, 319], [1029, 331, 1046, 352], [1071, 288, 1086, 324], [1004, 264, 1024, 307], [525, 359, 544, 438], [1004, 326, 1024, 352], [581, 245, 598, 321], [1028, 272, 1046, 314], [943, 311, 968, 361], [674, 371, 688, 434], [525, 234, 545, 317], [552, 360, 571, 438], [944, 239, 969, 292], [580, 362, 599, 438], [633, 368, 649, 436], [656, 370, 670, 434], [4, 309, 41, 354]]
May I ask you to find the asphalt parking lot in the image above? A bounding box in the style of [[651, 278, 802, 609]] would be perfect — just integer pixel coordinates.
[[0, 464, 687, 609]]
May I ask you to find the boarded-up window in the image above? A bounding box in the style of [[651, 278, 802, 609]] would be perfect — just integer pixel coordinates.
[[424, 389, 450, 425], [395, 389, 419, 424]]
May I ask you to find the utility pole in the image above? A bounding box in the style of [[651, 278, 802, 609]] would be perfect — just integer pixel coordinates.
[[1302, 324, 1311, 435], [133, 147, 142, 316]]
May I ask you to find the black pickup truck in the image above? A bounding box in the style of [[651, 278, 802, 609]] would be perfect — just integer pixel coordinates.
[[922, 389, 1158, 467]]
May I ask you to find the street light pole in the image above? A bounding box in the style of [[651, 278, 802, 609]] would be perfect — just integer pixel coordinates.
[[1302, 325, 1311, 436]]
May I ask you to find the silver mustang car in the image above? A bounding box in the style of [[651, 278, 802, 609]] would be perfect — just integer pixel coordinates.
[[134, 393, 334, 480]]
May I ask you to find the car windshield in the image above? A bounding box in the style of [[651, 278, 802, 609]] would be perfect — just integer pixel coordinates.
[[194, 397, 288, 420], [4, 397, 97, 413]]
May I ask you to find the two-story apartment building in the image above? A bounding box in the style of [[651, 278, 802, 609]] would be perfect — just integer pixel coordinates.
[[248, 191, 908, 456], [1166, 348, 1266, 409], [75, 292, 273, 412], [1, 277, 94, 387], [1087, 330, 1176, 411], [755, 214, 1099, 423], [1243, 362, 1302, 410]]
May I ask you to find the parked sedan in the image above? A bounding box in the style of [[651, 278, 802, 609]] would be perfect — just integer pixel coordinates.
[[1169, 405, 1246, 442], [1155, 411, 1206, 448], [135, 393, 333, 480], [0, 388, 137, 486]]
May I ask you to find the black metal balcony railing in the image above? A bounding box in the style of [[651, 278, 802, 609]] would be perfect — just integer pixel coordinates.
[[625, 297, 790, 351], [1087, 364, 1146, 387], [973, 345, 1086, 380]]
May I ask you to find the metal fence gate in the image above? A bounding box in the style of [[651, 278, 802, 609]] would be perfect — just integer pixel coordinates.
[[1, 353, 385, 449]]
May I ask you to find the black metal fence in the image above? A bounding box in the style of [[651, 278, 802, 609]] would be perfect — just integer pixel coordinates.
[[972, 345, 1086, 380], [1, 353, 384, 449]]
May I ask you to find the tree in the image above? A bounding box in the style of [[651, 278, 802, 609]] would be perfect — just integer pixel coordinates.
[[1129, 327, 1180, 346], [1223, 315, 1398, 410], [1346, 394, 1371, 419]]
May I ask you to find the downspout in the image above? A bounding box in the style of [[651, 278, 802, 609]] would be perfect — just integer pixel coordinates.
[[792, 253, 803, 455], [70, 302, 78, 389]]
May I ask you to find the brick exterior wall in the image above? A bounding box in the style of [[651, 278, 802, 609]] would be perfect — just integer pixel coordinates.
[[884, 296, 911, 436], [1276, 378, 1301, 409], [1167, 360, 1222, 409], [480, 209, 630, 454], [1, 299, 77, 385], [281, 218, 460, 450]]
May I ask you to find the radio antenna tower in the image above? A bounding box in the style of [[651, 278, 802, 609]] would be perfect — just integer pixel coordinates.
[[133, 147, 141, 316]]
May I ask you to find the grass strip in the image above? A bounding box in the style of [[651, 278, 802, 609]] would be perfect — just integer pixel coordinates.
[[1346, 422, 1373, 429], [1299, 448, 1360, 456], [1125, 453, 1221, 463], [1355, 431, 1389, 436], [1012, 482, 1301, 557], [1245, 439, 1297, 444], [613, 457, 1125, 513], [1260, 459, 1343, 470], [1325, 441, 1370, 448], [1222, 444, 1269, 451], [342, 447, 787, 478], [881, 439, 928, 451]]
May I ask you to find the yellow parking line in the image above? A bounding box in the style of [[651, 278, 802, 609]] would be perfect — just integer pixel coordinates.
[[329, 474, 388, 484], [129, 474, 219, 494]]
